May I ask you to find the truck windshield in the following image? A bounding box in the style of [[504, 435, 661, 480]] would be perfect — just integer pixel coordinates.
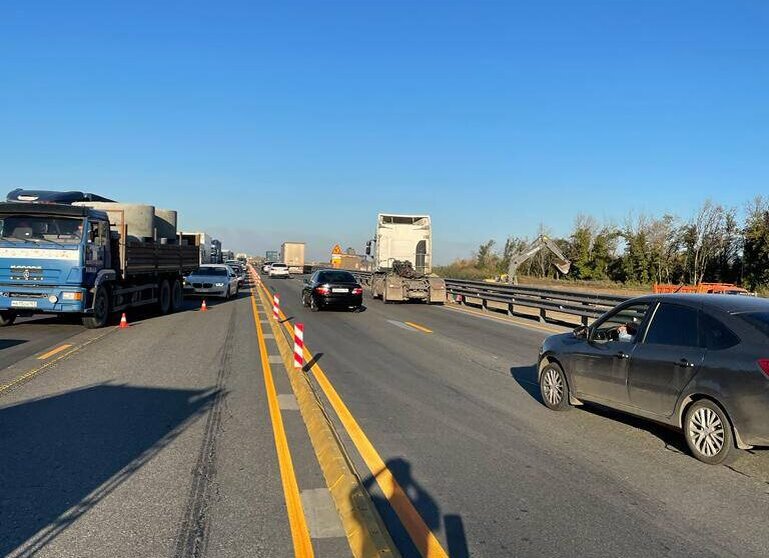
[[0, 215, 84, 245]]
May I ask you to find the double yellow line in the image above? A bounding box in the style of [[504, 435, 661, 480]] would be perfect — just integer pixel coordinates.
[[255, 276, 449, 558]]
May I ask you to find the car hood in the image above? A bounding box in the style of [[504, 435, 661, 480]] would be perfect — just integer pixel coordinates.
[[187, 274, 228, 282]]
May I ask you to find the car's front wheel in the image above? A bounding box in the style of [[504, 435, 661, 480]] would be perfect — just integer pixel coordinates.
[[684, 400, 734, 465], [540, 362, 570, 411]]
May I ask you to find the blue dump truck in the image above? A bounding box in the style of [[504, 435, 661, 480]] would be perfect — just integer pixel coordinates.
[[0, 189, 199, 328]]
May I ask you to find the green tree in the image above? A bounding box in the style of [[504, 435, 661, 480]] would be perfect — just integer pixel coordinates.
[[743, 197, 769, 290]]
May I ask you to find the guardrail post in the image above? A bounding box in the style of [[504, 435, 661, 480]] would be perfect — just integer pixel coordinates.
[[481, 298, 488, 312], [581, 314, 590, 326], [507, 301, 514, 317], [539, 307, 547, 323]]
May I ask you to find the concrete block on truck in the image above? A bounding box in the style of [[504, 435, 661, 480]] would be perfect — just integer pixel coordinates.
[[280, 242, 305, 274]]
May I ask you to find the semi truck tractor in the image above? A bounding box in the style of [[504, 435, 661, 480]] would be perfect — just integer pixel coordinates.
[[0, 189, 199, 328], [367, 214, 446, 304]]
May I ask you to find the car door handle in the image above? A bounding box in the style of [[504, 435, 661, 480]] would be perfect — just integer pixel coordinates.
[[675, 359, 695, 368], [615, 351, 630, 359]]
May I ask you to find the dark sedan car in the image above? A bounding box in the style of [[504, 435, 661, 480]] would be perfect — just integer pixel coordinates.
[[538, 294, 769, 464], [301, 270, 363, 311]]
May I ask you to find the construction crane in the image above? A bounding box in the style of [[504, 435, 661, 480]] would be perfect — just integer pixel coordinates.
[[506, 235, 571, 285]]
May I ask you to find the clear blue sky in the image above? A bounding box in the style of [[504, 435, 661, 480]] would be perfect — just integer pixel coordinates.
[[1, 1, 767, 263]]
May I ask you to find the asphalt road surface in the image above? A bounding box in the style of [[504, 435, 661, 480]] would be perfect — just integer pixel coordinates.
[[1, 274, 769, 557]]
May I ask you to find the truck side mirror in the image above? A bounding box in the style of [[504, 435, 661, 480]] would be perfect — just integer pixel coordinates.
[[365, 241, 372, 256]]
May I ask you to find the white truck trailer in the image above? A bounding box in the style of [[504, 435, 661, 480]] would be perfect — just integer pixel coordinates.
[[280, 242, 305, 274], [368, 214, 445, 303], [181, 232, 212, 264]]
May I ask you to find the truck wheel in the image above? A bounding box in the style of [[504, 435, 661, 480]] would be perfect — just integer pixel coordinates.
[[158, 280, 172, 315], [0, 310, 17, 327], [82, 286, 110, 329], [170, 279, 183, 312]]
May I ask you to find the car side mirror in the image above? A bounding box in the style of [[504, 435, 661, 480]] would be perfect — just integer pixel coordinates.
[[573, 325, 588, 339]]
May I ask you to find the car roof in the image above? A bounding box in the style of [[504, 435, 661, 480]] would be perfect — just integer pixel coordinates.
[[628, 293, 769, 314]]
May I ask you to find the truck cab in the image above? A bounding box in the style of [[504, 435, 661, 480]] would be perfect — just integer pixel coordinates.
[[0, 202, 112, 326]]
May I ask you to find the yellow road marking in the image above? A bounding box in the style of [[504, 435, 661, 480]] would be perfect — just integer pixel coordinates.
[[404, 321, 432, 334], [37, 343, 73, 360], [0, 328, 115, 397], [249, 288, 314, 558], [257, 280, 449, 558], [443, 304, 566, 334]]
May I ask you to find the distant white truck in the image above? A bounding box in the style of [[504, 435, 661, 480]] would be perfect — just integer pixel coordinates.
[[367, 214, 445, 304], [280, 242, 305, 274], [181, 231, 212, 264]]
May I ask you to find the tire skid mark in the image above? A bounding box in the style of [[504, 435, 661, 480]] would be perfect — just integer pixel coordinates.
[[173, 308, 236, 558]]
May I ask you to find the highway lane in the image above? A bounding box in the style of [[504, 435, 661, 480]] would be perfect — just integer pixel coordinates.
[[264, 274, 769, 558], [0, 290, 303, 558]]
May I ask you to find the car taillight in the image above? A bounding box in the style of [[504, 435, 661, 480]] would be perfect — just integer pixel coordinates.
[[352, 287, 363, 295], [315, 286, 331, 295], [758, 359, 769, 378]]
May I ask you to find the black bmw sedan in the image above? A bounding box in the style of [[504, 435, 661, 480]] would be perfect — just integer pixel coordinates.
[[301, 269, 363, 311], [538, 293, 769, 464]]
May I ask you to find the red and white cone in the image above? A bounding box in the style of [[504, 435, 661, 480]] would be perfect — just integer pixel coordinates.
[[201, 299, 208, 312], [293, 323, 304, 369], [119, 313, 129, 328], [273, 294, 280, 321]]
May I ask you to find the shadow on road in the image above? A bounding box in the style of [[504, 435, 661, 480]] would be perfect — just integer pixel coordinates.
[[0, 383, 219, 557], [302, 352, 323, 372], [359, 458, 469, 557], [510, 363, 687, 453], [0, 339, 27, 351]]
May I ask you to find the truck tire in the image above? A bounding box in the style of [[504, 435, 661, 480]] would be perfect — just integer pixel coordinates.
[[382, 286, 390, 304], [82, 286, 110, 329], [170, 279, 183, 312], [158, 279, 171, 314], [0, 310, 17, 327]]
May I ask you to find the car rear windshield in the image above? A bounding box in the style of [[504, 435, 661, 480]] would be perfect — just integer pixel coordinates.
[[192, 268, 227, 276], [272, 263, 287, 268], [740, 312, 769, 339], [318, 271, 356, 283]]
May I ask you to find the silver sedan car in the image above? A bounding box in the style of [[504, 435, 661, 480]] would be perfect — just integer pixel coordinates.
[[184, 265, 239, 299]]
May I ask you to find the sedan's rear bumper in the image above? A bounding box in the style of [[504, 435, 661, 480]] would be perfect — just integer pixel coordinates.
[[317, 294, 363, 307]]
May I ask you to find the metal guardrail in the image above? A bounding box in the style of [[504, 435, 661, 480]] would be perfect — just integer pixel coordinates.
[[306, 267, 629, 325], [443, 278, 629, 325]]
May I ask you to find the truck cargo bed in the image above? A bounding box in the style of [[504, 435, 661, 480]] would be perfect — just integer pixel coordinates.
[[123, 242, 199, 277]]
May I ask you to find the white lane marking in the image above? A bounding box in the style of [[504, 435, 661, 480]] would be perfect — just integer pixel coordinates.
[[268, 355, 283, 364], [386, 319, 416, 331], [277, 393, 299, 411], [300, 488, 346, 539]]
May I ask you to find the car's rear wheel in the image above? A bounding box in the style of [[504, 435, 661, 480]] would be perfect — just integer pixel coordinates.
[[309, 295, 320, 312], [540, 363, 570, 411], [684, 400, 734, 465]]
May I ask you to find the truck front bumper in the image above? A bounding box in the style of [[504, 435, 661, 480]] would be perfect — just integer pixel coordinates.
[[0, 286, 87, 314]]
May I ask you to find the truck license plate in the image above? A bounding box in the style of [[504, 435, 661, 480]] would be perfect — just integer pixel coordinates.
[[332, 288, 348, 293], [11, 300, 37, 308]]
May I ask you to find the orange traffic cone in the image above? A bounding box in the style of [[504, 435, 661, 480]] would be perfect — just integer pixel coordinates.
[[201, 299, 208, 312], [119, 313, 129, 328]]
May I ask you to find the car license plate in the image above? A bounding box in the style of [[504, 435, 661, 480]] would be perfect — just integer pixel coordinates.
[[332, 288, 348, 293], [11, 300, 37, 308]]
